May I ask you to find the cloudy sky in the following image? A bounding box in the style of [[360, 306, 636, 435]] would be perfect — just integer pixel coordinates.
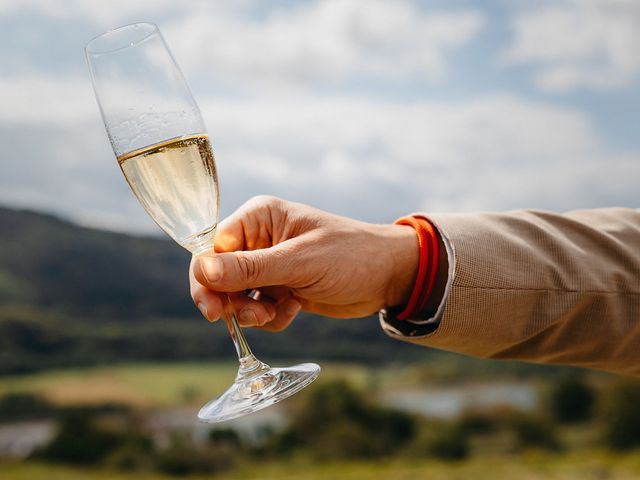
[[0, 0, 638, 234]]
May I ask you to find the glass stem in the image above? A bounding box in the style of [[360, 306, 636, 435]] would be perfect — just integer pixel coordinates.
[[221, 295, 269, 381]]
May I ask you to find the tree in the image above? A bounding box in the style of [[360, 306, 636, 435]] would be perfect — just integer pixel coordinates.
[[549, 376, 595, 423], [273, 380, 416, 459], [508, 413, 561, 451], [37, 411, 120, 464], [602, 379, 640, 450]]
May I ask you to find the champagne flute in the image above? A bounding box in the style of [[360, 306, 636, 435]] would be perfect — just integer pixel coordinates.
[[85, 22, 320, 423]]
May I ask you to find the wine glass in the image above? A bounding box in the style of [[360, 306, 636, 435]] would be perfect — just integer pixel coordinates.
[[85, 22, 320, 423]]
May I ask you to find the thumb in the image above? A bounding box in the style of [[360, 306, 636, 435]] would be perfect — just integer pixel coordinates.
[[194, 245, 294, 292]]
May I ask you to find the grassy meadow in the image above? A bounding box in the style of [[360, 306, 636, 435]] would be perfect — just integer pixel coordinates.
[[0, 362, 240, 407], [2, 452, 640, 480], [0, 361, 378, 407]]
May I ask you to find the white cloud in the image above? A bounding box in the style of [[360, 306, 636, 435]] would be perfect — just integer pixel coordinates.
[[502, 0, 640, 91], [0, 0, 164, 20], [0, 0, 483, 87], [194, 93, 627, 221], [0, 0, 247, 26], [0, 75, 96, 125], [1, 65, 636, 232], [163, 0, 484, 90], [200, 93, 598, 168]]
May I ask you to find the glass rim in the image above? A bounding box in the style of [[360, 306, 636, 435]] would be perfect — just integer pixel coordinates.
[[85, 22, 159, 55]]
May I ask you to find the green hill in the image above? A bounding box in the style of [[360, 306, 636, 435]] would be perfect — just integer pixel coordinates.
[[0, 207, 432, 374], [0, 207, 191, 317]]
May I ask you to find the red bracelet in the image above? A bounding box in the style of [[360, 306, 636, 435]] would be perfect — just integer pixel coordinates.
[[418, 218, 439, 313], [393, 216, 440, 320]]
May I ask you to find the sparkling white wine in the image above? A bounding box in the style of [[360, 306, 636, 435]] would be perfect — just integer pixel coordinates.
[[117, 134, 219, 254]]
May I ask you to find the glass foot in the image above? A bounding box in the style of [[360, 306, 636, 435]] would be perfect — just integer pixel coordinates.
[[197, 362, 321, 423]]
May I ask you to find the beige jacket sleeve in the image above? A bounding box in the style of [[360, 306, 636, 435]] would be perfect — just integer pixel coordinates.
[[381, 208, 640, 376]]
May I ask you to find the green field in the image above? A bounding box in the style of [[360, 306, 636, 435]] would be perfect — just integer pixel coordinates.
[[2, 359, 545, 409], [0, 362, 238, 406], [2, 452, 640, 480], [0, 361, 379, 407]]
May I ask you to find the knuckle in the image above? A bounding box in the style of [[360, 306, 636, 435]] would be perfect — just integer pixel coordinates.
[[256, 314, 269, 327], [235, 253, 260, 283], [252, 194, 280, 205], [197, 263, 216, 286], [250, 195, 284, 213], [189, 279, 204, 298], [267, 321, 286, 332], [275, 318, 294, 332]]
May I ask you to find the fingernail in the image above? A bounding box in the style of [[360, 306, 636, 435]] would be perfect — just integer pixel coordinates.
[[239, 309, 257, 325], [197, 302, 213, 322], [285, 300, 301, 317], [198, 256, 223, 284]]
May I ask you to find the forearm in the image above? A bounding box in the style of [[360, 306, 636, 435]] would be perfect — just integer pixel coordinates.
[[382, 208, 640, 375]]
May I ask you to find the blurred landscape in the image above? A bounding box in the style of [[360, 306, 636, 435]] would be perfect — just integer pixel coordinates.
[[1, 205, 640, 479]]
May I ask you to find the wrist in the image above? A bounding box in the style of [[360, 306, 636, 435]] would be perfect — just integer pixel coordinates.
[[379, 223, 420, 309]]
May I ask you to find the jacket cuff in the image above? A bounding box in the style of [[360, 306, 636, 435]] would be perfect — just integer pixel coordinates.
[[379, 216, 455, 339]]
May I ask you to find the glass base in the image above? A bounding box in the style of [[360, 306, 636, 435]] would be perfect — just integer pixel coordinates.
[[197, 361, 321, 423]]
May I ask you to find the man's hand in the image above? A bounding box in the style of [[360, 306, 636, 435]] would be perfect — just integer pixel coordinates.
[[189, 196, 418, 331]]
